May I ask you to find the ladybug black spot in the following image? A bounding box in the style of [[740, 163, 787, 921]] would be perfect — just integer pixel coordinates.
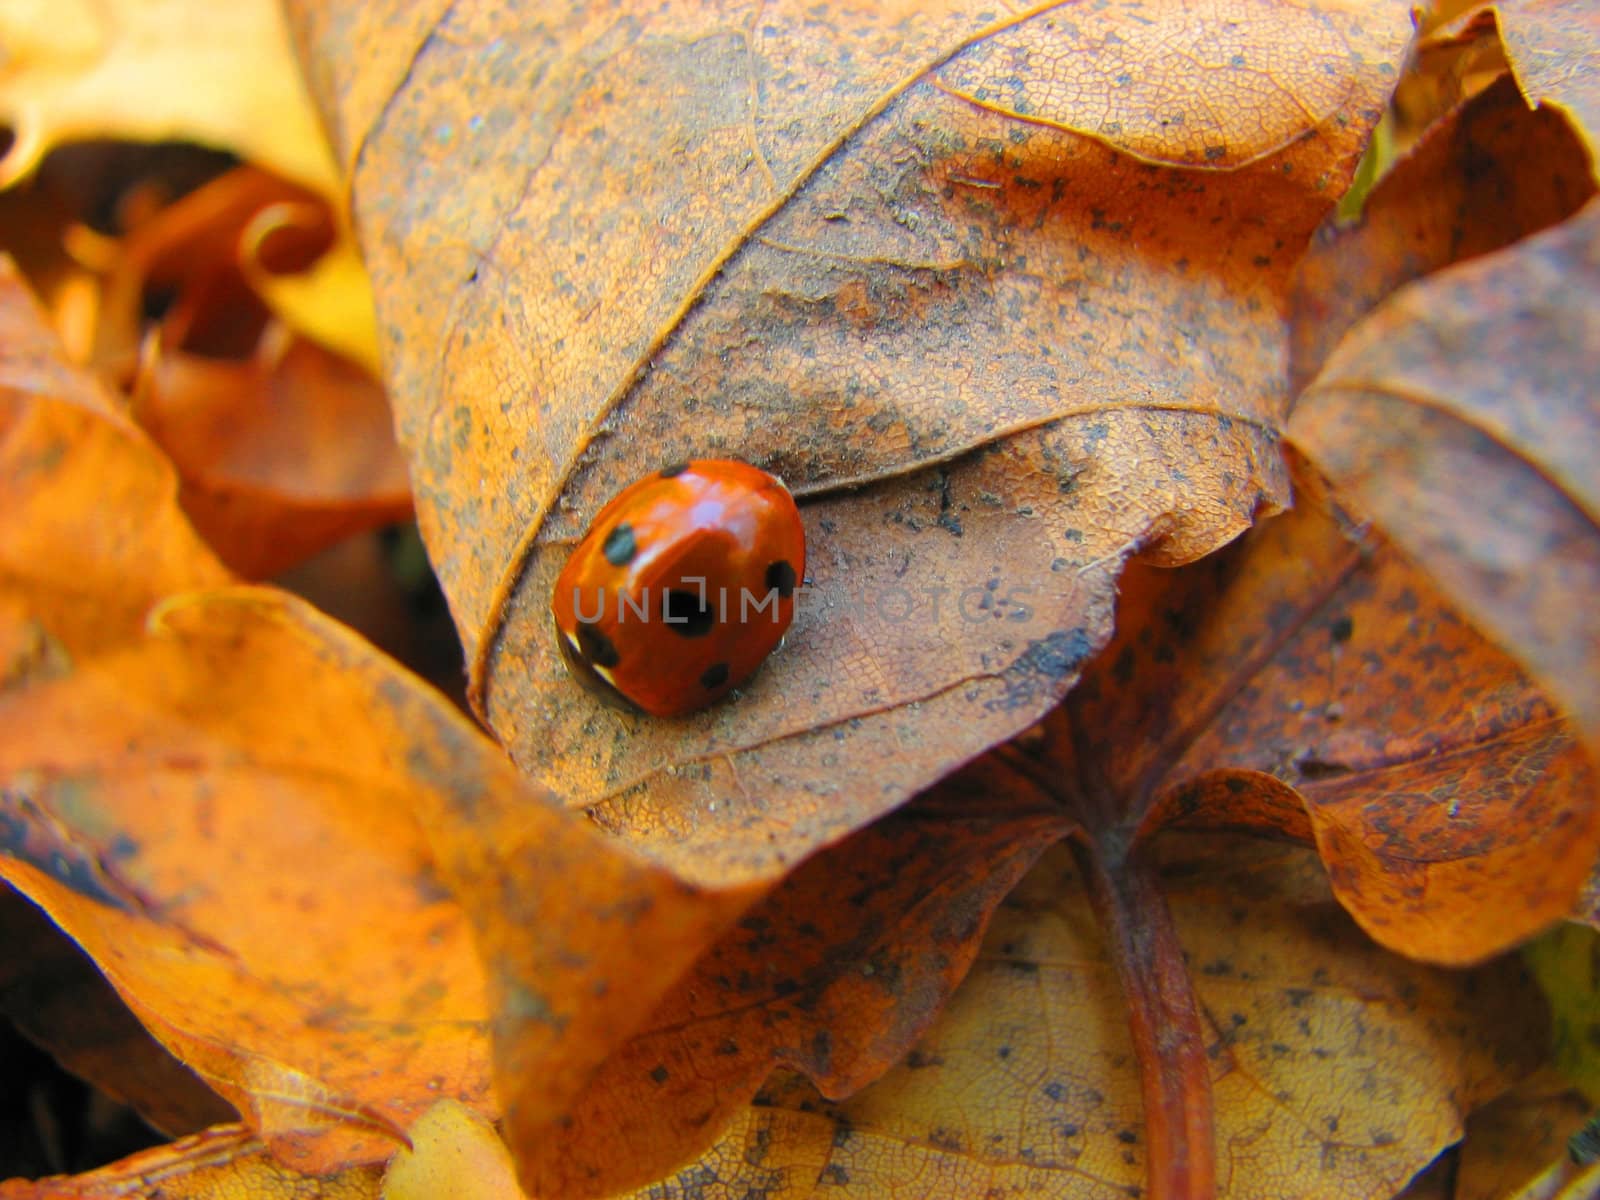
[[700, 662, 730, 690], [660, 461, 690, 478], [663, 589, 715, 637], [602, 523, 637, 566], [576, 621, 620, 668], [766, 559, 798, 599]]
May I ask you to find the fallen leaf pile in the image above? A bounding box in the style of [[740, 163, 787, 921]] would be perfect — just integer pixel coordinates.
[[1, 0, 1597, 1197]]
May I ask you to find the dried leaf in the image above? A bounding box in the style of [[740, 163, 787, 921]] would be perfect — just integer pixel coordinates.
[[132, 329, 412, 578], [1454, 1070, 1599, 1200], [521, 463, 1590, 1196], [92, 166, 317, 369], [0, 253, 754, 1176], [241, 216, 383, 378], [1498, 0, 1600, 163], [520, 777, 1073, 1196], [0, 1126, 382, 1200], [1290, 198, 1600, 757], [380, 1101, 523, 1200], [0, 591, 495, 1169], [70, 165, 405, 576], [1388, 7, 1508, 156], [1524, 923, 1600, 1103], [288, 0, 1413, 886], [1125, 464, 1599, 965], [0, 0, 337, 195], [844, 463, 1591, 1195], [0, 255, 231, 651], [0, 886, 234, 1138], [620, 836, 1546, 1200], [1290, 71, 1595, 393]]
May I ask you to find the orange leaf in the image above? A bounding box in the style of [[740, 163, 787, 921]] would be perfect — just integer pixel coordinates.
[[1128, 464, 1598, 965], [79, 165, 406, 576], [0, 255, 231, 650], [617, 836, 1546, 1200], [288, 0, 1414, 883], [132, 329, 412, 578], [896, 467, 1594, 1194], [1290, 198, 1600, 758], [0, 0, 338, 196], [521, 777, 1073, 1196], [1454, 1069, 1600, 1200], [0, 252, 755, 1177], [0, 887, 234, 1138], [0, 1126, 382, 1200], [0, 591, 494, 1169], [1290, 71, 1595, 394]]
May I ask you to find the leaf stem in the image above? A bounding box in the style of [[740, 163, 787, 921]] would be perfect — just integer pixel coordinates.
[[1073, 836, 1215, 1200]]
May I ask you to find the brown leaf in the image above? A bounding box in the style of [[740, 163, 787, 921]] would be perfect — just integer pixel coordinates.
[[521, 457, 1587, 1197], [92, 166, 319, 369], [1289, 198, 1600, 757], [288, 0, 1413, 882], [382, 1100, 524, 1200], [1289, 71, 1595, 393], [617, 835, 1546, 1200], [1387, 7, 1507, 156], [76, 165, 408, 577], [520, 775, 1073, 1196], [132, 329, 412, 579], [0, 1102, 522, 1200], [913, 465, 1594, 1194], [1132, 464, 1598, 965], [1498, 0, 1600, 161], [0, 593, 494, 1170], [1453, 1070, 1599, 1200]]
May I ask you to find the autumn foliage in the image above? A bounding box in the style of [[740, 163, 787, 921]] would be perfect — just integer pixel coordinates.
[[1, 0, 1598, 1198]]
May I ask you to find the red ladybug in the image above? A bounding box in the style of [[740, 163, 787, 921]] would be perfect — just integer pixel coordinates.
[[552, 460, 805, 716]]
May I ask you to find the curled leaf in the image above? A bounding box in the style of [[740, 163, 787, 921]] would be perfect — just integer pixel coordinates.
[[289, 0, 1414, 884]]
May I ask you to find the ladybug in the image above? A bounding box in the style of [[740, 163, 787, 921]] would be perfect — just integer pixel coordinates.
[[552, 459, 805, 716]]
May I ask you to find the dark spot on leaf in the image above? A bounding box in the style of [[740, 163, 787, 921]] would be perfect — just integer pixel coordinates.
[[812, 1030, 833, 1075], [929, 1128, 963, 1151], [650, 1064, 669, 1084], [1330, 615, 1354, 643]]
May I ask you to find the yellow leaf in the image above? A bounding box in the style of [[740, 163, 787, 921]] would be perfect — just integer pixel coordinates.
[[0, 0, 338, 196], [383, 1102, 526, 1200]]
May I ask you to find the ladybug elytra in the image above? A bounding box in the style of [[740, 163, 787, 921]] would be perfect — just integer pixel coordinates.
[[551, 459, 805, 716]]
